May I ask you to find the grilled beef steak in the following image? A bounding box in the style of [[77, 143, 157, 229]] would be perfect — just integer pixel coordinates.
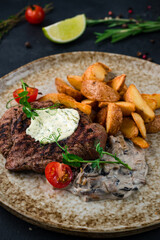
[[0, 101, 107, 173]]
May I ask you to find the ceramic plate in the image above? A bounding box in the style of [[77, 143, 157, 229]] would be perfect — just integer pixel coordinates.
[[0, 52, 160, 237]]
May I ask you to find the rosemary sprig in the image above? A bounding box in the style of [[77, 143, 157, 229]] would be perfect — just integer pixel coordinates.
[[87, 17, 160, 43], [42, 130, 132, 170], [0, 3, 54, 40]]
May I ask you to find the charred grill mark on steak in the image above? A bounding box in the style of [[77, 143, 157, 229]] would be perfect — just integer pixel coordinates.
[[0, 101, 107, 173]]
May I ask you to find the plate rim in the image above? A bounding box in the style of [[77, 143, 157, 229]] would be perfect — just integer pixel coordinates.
[[0, 51, 160, 237]]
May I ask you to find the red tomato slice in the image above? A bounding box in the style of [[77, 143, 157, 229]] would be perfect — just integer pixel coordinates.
[[45, 162, 73, 189], [13, 87, 38, 103], [25, 5, 45, 24]]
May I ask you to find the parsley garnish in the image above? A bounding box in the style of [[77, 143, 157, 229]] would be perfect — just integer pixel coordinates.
[[40, 130, 132, 170]]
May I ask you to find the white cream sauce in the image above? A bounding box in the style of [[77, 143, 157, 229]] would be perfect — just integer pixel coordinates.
[[26, 108, 80, 144]]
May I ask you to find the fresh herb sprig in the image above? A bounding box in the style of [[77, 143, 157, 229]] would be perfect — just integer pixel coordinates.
[[42, 130, 132, 170], [86, 17, 160, 43], [6, 80, 60, 119], [0, 3, 53, 41]]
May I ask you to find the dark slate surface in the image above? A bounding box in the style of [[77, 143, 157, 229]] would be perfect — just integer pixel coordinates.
[[0, 0, 160, 239]]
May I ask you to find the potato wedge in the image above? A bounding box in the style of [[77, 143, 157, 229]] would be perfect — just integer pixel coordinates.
[[81, 80, 120, 102], [120, 84, 128, 97], [131, 137, 149, 149], [38, 93, 91, 115], [106, 103, 123, 135], [82, 62, 111, 82], [81, 99, 98, 109], [120, 118, 139, 139], [142, 93, 160, 109], [67, 75, 82, 91], [131, 112, 146, 138], [96, 107, 108, 127], [107, 74, 126, 92], [145, 115, 160, 133], [55, 78, 83, 101], [115, 102, 135, 116], [38, 93, 59, 103], [124, 84, 155, 123], [141, 94, 157, 111], [99, 101, 135, 116]]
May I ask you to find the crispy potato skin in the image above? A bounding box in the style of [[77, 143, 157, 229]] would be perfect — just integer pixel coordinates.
[[96, 107, 108, 127], [38, 93, 91, 115], [131, 112, 146, 138], [124, 84, 155, 123], [145, 115, 160, 133], [67, 75, 82, 91], [82, 62, 111, 82], [81, 80, 120, 102], [120, 118, 139, 139], [55, 78, 83, 101], [131, 137, 149, 149], [107, 74, 126, 92], [106, 103, 123, 135]]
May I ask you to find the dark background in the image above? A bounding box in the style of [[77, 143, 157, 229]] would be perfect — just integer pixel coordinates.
[[0, 0, 160, 239]]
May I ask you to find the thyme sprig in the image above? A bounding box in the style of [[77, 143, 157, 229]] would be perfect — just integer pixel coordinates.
[[41, 130, 132, 170], [0, 3, 54, 41], [86, 17, 160, 43]]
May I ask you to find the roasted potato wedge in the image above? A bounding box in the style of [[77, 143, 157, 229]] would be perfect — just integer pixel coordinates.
[[145, 115, 160, 133], [81, 80, 120, 102], [96, 107, 108, 127], [106, 103, 123, 135], [82, 62, 111, 82], [141, 94, 157, 111], [120, 84, 128, 98], [131, 137, 149, 149], [99, 101, 135, 116], [142, 94, 160, 109], [107, 74, 126, 92], [115, 102, 135, 116], [81, 99, 98, 109], [38, 93, 59, 103], [131, 112, 146, 138], [67, 75, 82, 91], [120, 118, 139, 139], [124, 84, 155, 123], [38, 93, 91, 115], [55, 78, 83, 101]]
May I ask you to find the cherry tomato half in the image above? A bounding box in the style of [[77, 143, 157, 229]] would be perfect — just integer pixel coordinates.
[[25, 5, 45, 24], [13, 87, 38, 103], [45, 162, 73, 189]]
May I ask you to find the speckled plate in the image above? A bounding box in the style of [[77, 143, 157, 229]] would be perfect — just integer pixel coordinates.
[[0, 52, 160, 238]]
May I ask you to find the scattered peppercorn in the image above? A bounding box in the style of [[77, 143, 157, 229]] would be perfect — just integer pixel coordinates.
[[118, 14, 123, 18], [137, 51, 142, 57], [108, 11, 113, 16], [150, 39, 155, 44], [147, 57, 152, 62], [25, 41, 32, 48], [142, 54, 147, 60], [128, 8, 133, 14], [122, 23, 128, 28]]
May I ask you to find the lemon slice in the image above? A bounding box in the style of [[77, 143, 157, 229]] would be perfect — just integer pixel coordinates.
[[42, 14, 86, 43]]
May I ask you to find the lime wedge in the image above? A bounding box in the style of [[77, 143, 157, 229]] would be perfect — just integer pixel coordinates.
[[42, 14, 86, 43]]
